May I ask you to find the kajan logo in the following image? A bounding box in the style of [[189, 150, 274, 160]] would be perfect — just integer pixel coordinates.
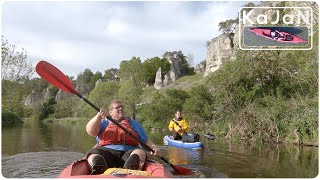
[[238, 7, 313, 50], [240, 7, 312, 26]]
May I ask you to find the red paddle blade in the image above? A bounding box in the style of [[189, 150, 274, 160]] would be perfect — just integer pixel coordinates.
[[172, 165, 192, 175], [36, 61, 75, 94], [160, 156, 193, 175]]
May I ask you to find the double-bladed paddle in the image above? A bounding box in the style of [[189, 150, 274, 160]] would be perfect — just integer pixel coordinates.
[[35, 60, 192, 175]]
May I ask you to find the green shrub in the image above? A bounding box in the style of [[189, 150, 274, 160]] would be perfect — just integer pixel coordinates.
[[2, 109, 23, 127]]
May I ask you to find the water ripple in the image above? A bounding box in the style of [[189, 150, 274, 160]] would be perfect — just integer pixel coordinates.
[[2, 151, 84, 178]]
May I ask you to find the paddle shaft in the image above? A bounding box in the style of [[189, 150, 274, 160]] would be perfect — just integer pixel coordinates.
[[172, 119, 183, 130]]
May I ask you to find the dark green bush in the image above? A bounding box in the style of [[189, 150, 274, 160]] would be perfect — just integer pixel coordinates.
[[2, 109, 23, 127]]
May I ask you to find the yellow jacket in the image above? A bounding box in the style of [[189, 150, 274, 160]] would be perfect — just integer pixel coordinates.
[[168, 118, 188, 135]]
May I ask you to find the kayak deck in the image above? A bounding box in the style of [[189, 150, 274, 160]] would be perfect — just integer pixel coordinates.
[[58, 158, 172, 178]]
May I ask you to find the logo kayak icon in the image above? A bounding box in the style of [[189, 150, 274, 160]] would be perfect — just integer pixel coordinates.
[[239, 7, 312, 50]]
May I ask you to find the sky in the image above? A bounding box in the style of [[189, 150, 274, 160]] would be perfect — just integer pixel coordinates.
[[1, 1, 248, 78]]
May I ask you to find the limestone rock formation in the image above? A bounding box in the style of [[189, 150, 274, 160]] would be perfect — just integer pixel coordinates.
[[203, 33, 237, 77], [55, 89, 72, 101], [163, 53, 181, 81], [162, 73, 170, 87], [154, 67, 163, 90], [95, 79, 103, 86], [75, 84, 90, 95], [194, 60, 206, 74], [44, 87, 57, 101], [24, 91, 44, 106]]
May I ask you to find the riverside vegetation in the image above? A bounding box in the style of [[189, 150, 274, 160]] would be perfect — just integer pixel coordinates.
[[2, 21, 318, 147]]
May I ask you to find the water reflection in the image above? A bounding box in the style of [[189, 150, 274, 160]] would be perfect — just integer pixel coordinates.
[[2, 120, 318, 178], [166, 147, 189, 165], [203, 138, 318, 178], [2, 119, 96, 156]]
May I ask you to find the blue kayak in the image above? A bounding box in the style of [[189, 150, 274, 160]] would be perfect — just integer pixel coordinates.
[[163, 135, 204, 150]]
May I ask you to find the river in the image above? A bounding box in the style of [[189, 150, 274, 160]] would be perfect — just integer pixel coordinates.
[[1, 119, 318, 178]]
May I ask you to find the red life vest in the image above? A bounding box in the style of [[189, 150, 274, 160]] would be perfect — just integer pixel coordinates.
[[99, 119, 140, 146]]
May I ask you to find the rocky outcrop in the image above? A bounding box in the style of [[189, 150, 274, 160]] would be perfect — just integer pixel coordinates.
[[75, 84, 90, 95], [55, 84, 90, 101], [154, 54, 183, 89], [154, 67, 163, 90], [162, 73, 170, 86], [55, 89, 72, 101], [95, 79, 103, 86], [203, 32, 237, 77], [24, 91, 44, 106], [164, 54, 181, 81], [44, 87, 57, 101], [194, 60, 206, 74]]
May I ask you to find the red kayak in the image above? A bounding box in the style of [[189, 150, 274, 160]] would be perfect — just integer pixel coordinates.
[[58, 158, 173, 178], [249, 28, 307, 43]]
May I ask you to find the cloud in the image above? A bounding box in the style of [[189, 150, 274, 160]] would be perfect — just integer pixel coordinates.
[[1, 1, 246, 77]]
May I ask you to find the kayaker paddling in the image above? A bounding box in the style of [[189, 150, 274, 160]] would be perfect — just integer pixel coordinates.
[[85, 100, 160, 175], [168, 110, 189, 140], [35, 61, 192, 176]]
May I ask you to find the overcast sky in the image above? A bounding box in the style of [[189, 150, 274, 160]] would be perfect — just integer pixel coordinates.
[[1, 1, 248, 78]]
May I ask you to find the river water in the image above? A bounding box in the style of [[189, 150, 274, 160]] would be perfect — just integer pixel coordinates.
[[1, 119, 318, 178]]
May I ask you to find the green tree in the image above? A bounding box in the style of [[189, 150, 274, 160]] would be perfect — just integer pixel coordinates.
[[86, 81, 120, 115], [53, 97, 80, 118], [2, 109, 23, 127], [1, 37, 35, 120], [142, 57, 170, 85], [183, 85, 215, 122], [77, 68, 93, 85], [218, 19, 238, 34], [118, 80, 143, 119], [24, 77, 49, 94], [137, 89, 189, 127], [119, 57, 143, 83], [1, 36, 34, 81], [104, 68, 119, 81], [2, 80, 27, 117], [163, 51, 193, 76], [206, 48, 318, 142], [89, 71, 102, 90], [40, 97, 56, 120]]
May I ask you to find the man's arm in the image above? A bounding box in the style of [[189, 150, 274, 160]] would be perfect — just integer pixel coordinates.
[[86, 110, 105, 137], [168, 120, 175, 131]]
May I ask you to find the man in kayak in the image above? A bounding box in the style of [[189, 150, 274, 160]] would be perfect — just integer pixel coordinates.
[[85, 100, 160, 175], [271, 30, 286, 40], [270, 30, 277, 39], [168, 110, 188, 140], [275, 30, 286, 40]]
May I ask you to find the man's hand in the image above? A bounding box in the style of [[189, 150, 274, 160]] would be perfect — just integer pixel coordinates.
[[98, 109, 109, 119], [151, 148, 161, 157]]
